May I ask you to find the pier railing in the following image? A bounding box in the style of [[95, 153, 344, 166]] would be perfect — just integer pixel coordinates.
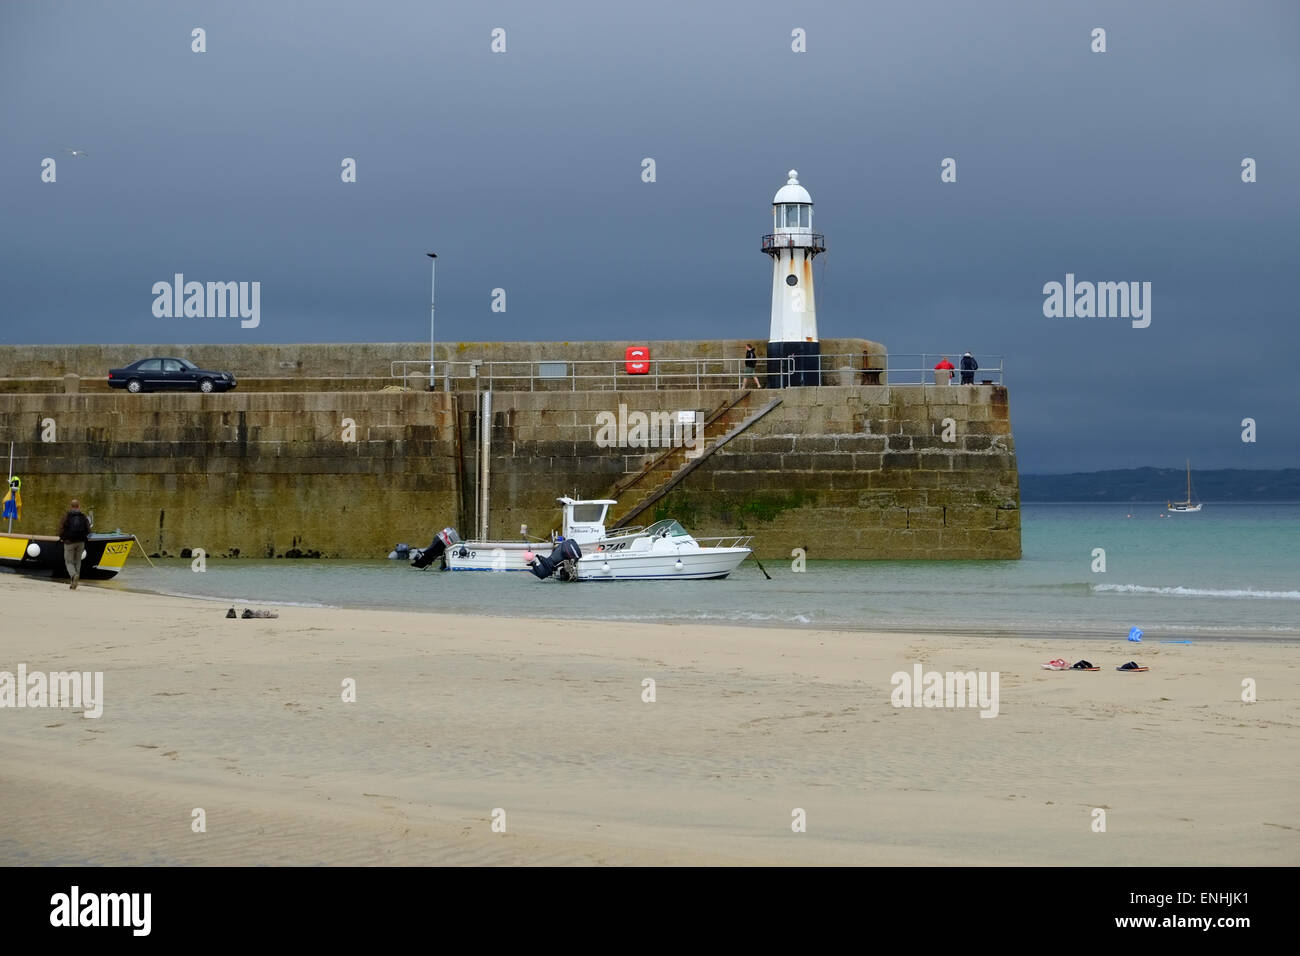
[[391, 353, 1004, 392]]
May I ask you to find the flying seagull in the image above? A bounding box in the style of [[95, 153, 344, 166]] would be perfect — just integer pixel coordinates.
[[63, 148, 89, 158]]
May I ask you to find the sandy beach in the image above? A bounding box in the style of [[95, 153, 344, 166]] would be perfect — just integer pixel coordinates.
[[1, 572, 1296, 866]]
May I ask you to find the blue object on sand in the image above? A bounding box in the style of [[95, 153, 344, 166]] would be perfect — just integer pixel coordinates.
[[1160, 640, 1192, 644], [1128, 627, 1143, 642]]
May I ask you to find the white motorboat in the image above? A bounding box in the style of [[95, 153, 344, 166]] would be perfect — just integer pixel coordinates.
[[409, 497, 646, 572], [527, 519, 753, 582]]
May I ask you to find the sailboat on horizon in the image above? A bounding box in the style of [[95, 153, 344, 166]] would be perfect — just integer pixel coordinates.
[[1166, 459, 1202, 513]]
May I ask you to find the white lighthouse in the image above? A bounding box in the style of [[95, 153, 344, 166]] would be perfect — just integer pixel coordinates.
[[763, 169, 825, 386]]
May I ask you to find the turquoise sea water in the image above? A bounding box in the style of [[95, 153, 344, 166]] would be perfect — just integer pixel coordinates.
[[104, 503, 1300, 640]]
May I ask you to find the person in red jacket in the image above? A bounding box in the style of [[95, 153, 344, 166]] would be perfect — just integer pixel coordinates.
[[934, 356, 955, 383]]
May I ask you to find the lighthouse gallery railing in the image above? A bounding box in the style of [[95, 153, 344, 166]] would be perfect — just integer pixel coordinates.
[[761, 233, 827, 253]]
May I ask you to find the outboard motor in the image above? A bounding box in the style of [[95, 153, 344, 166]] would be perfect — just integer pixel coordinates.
[[410, 527, 460, 570], [526, 539, 582, 580]]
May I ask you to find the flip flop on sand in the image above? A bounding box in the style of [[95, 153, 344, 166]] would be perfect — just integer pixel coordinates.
[[1070, 660, 1100, 671], [1116, 661, 1149, 672], [1041, 658, 1070, 670]]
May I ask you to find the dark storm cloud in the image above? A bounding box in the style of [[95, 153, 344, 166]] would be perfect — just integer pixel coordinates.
[[1, 0, 1296, 471]]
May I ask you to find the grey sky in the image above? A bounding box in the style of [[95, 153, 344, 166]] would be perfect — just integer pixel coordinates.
[[2, 0, 1297, 471]]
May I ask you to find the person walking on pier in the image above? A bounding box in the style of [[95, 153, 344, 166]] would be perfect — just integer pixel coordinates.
[[743, 343, 762, 390], [960, 352, 978, 385], [58, 499, 92, 589]]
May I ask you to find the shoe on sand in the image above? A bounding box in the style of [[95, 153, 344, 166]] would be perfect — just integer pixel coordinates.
[[1116, 661, 1149, 672], [1041, 659, 1069, 670], [1070, 660, 1100, 671]]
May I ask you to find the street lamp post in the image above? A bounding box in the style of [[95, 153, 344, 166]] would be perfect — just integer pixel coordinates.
[[426, 252, 437, 390]]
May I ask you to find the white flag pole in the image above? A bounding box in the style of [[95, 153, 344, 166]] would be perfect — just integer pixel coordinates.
[[6, 441, 13, 533]]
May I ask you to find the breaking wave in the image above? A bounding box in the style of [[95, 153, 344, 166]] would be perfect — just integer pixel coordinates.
[[1093, 583, 1300, 601]]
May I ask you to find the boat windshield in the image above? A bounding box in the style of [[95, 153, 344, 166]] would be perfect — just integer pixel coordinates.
[[569, 503, 606, 522], [644, 519, 689, 537]]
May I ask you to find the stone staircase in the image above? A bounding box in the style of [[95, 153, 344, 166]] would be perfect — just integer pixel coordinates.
[[605, 391, 783, 529]]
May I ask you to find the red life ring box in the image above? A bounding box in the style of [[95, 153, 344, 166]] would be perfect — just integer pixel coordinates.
[[625, 346, 650, 375]]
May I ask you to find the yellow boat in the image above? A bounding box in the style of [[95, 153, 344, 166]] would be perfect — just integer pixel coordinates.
[[0, 532, 135, 580]]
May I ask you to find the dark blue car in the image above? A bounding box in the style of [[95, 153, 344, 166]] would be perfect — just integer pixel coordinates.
[[108, 357, 238, 393]]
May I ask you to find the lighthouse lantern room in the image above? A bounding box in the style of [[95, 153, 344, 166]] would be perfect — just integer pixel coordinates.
[[762, 169, 826, 387]]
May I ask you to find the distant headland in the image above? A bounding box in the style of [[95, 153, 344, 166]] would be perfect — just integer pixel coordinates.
[[1021, 468, 1300, 502]]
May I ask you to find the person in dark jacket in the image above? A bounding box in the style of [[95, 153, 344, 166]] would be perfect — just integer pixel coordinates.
[[742, 343, 762, 390], [58, 499, 92, 589], [960, 352, 978, 385]]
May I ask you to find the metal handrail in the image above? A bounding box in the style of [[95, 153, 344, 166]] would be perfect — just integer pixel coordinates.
[[389, 353, 1005, 391], [391, 359, 448, 390], [688, 534, 755, 550], [601, 524, 647, 539]]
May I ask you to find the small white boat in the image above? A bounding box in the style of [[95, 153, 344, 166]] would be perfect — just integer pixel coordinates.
[[527, 519, 753, 582], [406, 496, 754, 581], [410, 497, 645, 572], [1166, 460, 1202, 513]]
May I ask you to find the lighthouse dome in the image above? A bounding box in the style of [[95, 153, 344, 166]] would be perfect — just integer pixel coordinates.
[[772, 169, 812, 205]]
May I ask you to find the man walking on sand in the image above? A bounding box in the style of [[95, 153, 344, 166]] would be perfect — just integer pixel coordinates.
[[58, 499, 92, 589]]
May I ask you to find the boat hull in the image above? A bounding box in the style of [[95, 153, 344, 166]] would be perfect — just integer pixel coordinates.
[[443, 541, 537, 572], [442, 533, 654, 572], [0, 533, 134, 580], [572, 546, 752, 581]]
